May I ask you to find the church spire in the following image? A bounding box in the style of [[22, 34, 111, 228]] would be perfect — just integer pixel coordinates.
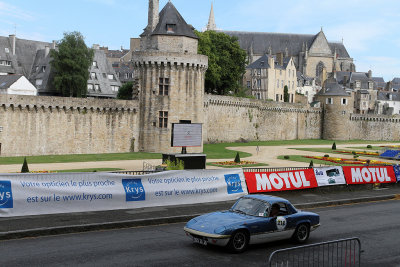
[[206, 2, 217, 31]]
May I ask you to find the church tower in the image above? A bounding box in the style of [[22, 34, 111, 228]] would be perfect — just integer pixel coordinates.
[[206, 2, 217, 31], [133, 1, 208, 153]]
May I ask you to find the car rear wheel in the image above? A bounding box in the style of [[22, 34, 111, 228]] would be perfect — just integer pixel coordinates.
[[228, 230, 249, 253], [293, 224, 310, 243]]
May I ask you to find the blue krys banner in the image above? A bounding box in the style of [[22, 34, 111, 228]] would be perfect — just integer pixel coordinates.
[[0, 169, 248, 217], [393, 165, 400, 182]]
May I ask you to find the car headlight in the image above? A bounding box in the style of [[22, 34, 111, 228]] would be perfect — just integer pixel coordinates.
[[214, 226, 227, 234]]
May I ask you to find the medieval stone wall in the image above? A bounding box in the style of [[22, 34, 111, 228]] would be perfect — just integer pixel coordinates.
[[203, 95, 323, 143], [347, 114, 400, 140], [0, 95, 139, 156]]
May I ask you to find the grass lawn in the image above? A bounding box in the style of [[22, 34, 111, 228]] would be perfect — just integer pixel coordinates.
[[347, 146, 386, 151], [276, 155, 369, 166], [0, 153, 162, 165], [290, 148, 381, 157]]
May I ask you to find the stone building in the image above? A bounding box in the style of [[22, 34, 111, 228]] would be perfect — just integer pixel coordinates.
[[132, 0, 208, 153], [244, 53, 297, 102], [205, 7, 355, 81], [296, 72, 321, 104], [0, 75, 37, 95], [336, 71, 377, 114]]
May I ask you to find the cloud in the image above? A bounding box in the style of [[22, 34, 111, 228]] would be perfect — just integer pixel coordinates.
[[357, 56, 400, 80], [0, 1, 34, 21]]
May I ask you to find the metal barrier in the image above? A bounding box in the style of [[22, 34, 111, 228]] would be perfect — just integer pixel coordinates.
[[268, 237, 362, 267], [244, 167, 312, 172], [111, 170, 159, 175]]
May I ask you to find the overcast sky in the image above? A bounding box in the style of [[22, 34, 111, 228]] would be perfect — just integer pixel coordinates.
[[1, 0, 399, 81]]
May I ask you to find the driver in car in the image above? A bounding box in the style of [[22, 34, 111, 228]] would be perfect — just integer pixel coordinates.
[[270, 203, 280, 217]]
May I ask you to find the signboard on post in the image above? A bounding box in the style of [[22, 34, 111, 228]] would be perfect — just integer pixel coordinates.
[[171, 123, 202, 147]]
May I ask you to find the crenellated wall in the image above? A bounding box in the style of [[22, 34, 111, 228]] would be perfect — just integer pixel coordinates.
[[0, 95, 139, 156], [203, 95, 323, 143], [347, 114, 400, 141]]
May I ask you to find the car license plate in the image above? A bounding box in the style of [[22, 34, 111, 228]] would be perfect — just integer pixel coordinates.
[[193, 237, 207, 246]]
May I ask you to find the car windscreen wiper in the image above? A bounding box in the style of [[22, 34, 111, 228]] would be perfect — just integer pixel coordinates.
[[231, 209, 247, 215]]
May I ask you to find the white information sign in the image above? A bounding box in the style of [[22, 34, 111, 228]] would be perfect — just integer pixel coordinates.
[[172, 123, 202, 147], [0, 169, 247, 217], [313, 167, 346, 187]]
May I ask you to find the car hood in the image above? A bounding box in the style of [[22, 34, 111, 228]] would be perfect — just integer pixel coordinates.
[[186, 211, 251, 234]]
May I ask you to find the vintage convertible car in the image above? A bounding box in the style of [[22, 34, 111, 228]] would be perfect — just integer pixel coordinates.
[[184, 195, 320, 253]]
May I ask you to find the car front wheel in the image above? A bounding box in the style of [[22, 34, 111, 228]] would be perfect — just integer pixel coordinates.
[[293, 223, 310, 243], [228, 230, 249, 253]]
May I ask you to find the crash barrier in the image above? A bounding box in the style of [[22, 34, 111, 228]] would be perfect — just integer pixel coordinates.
[[112, 170, 159, 175], [0, 169, 247, 217], [244, 167, 312, 173], [244, 166, 399, 193], [268, 237, 362, 267]]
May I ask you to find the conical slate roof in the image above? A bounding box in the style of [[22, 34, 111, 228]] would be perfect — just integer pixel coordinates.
[[151, 2, 198, 39], [317, 77, 350, 96]]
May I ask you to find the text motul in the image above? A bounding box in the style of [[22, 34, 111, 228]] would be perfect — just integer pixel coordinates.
[[351, 167, 391, 183], [256, 171, 311, 190]]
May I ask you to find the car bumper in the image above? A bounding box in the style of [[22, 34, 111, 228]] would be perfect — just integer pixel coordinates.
[[311, 223, 321, 232], [184, 227, 230, 247]]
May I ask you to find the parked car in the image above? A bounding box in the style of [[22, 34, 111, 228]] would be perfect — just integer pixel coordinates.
[[184, 195, 320, 253]]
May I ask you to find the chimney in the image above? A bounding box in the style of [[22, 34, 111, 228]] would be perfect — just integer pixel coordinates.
[[9, 34, 16, 55], [276, 52, 283, 66], [367, 70, 372, 78], [343, 75, 348, 86], [45, 46, 50, 57], [148, 0, 159, 33], [52, 40, 56, 50]]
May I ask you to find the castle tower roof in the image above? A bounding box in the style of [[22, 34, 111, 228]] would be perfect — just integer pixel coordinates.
[[150, 1, 198, 39], [317, 77, 350, 97], [206, 2, 217, 31]]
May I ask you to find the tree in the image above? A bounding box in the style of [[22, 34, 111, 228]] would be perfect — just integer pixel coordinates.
[[234, 152, 241, 163], [50, 31, 94, 97], [309, 160, 314, 168], [332, 142, 337, 150], [195, 30, 248, 95], [21, 157, 29, 173], [117, 82, 133, 100], [284, 85, 289, 102]]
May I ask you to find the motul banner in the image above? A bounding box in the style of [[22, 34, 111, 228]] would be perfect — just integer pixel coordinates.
[[342, 166, 397, 185], [244, 169, 318, 193]]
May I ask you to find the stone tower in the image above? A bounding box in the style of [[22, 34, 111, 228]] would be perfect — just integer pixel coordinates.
[[133, 1, 208, 153], [206, 2, 217, 31], [315, 78, 353, 140]]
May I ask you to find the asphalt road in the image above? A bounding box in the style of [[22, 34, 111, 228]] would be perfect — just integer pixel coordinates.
[[1, 199, 399, 267]]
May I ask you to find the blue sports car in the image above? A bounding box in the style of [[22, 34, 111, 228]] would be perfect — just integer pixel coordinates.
[[184, 195, 320, 253]]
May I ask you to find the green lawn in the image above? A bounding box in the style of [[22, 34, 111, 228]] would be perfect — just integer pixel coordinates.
[[277, 155, 365, 166]]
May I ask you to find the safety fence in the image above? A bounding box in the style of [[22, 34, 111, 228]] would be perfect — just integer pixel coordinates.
[[243, 167, 313, 173], [112, 170, 159, 175], [268, 237, 362, 267]]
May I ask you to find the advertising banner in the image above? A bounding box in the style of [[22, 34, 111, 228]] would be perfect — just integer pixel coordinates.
[[313, 167, 346, 187], [244, 169, 318, 193], [392, 165, 400, 183], [342, 166, 397, 185], [0, 169, 247, 217]]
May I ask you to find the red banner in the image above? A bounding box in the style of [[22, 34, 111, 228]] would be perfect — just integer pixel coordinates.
[[342, 166, 397, 184], [244, 169, 318, 193]]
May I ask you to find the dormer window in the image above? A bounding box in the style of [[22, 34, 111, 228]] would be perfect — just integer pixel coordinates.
[[368, 82, 373, 89], [356, 81, 361, 88], [166, 24, 176, 33], [5, 48, 9, 53]]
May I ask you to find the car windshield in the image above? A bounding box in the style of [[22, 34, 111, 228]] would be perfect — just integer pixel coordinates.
[[230, 197, 270, 217]]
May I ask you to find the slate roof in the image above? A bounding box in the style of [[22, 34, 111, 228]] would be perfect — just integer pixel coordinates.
[[378, 91, 400, 101], [29, 49, 55, 94], [102, 49, 130, 59], [372, 77, 385, 83], [147, 2, 197, 39], [221, 30, 350, 58], [316, 78, 350, 96], [0, 36, 50, 77], [112, 62, 135, 83], [246, 54, 270, 69], [0, 74, 22, 89], [392, 78, 400, 84]]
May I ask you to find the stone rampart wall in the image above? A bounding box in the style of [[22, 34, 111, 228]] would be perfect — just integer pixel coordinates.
[[0, 95, 139, 156], [347, 114, 400, 140], [204, 95, 323, 143]]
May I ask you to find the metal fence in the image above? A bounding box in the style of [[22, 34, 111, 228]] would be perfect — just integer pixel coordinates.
[[111, 170, 160, 175], [268, 237, 362, 267], [243, 167, 312, 173]]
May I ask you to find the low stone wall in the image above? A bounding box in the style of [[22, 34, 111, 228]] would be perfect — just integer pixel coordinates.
[[0, 95, 139, 156], [203, 95, 322, 143]]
